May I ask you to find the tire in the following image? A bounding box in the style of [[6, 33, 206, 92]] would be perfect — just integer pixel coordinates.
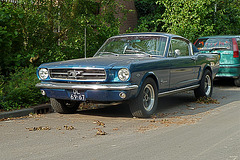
[[234, 77, 240, 87], [50, 98, 80, 114], [129, 78, 158, 118], [194, 70, 213, 98]]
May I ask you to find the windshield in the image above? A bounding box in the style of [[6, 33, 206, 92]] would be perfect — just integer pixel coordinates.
[[95, 36, 167, 57], [195, 38, 232, 50]]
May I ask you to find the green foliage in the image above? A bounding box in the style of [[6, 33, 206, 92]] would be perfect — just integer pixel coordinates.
[[213, 0, 240, 35], [0, 66, 48, 111], [0, 2, 25, 75], [0, 75, 4, 99], [0, 0, 123, 111], [135, 0, 165, 32], [159, 0, 216, 41], [57, 0, 121, 58], [0, 0, 121, 76], [135, 0, 240, 42]]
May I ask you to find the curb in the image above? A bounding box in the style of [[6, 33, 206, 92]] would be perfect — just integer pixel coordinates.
[[0, 104, 53, 119]]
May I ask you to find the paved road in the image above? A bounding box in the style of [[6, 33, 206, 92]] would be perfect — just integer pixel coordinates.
[[0, 79, 239, 160]]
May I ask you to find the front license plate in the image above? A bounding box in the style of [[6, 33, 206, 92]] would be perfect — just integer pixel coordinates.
[[70, 89, 86, 101]]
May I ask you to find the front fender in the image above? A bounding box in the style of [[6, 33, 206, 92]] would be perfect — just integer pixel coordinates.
[[134, 71, 159, 97]]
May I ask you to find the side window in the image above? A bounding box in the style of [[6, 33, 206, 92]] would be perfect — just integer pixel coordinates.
[[170, 38, 190, 56]]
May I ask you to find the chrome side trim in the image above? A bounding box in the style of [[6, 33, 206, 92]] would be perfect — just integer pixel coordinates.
[[36, 82, 138, 91], [158, 85, 200, 97], [219, 65, 240, 68]]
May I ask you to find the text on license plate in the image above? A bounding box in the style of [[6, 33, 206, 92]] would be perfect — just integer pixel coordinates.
[[70, 89, 86, 101]]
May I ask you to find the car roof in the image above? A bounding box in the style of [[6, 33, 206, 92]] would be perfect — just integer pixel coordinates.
[[198, 35, 240, 39], [112, 32, 186, 39]]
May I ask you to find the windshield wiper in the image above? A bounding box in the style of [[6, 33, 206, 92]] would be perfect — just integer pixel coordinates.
[[98, 52, 119, 56], [125, 50, 151, 57], [200, 47, 228, 52]]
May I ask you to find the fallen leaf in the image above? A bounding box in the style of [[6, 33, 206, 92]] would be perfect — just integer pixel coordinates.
[[96, 128, 107, 135], [26, 126, 51, 131], [149, 118, 156, 123], [93, 120, 105, 127], [64, 125, 75, 130], [196, 97, 220, 104]]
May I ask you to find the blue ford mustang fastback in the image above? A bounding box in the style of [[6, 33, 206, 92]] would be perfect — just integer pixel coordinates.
[[36, 32, 220, 117]]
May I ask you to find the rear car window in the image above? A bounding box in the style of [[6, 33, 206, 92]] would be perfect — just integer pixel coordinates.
[[195, 38, 233, 50], [236, 38, 240, 49]]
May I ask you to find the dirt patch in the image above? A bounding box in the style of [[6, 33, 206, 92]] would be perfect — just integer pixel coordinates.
[[196, 97, 220, 104], [0, 113, 44, 122]]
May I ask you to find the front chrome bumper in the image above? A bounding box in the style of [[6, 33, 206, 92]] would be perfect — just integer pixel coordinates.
[[35, 82, 138, 91]]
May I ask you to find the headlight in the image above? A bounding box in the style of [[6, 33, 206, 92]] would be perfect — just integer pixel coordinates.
[[118, 68, 130, 81], [39, 68, 49, 80]]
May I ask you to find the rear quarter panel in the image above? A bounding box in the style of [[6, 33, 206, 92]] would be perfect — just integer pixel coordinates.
[[196, 53, 220, 80]]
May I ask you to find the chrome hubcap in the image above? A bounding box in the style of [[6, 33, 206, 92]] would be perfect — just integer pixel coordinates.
[[143, 84, 155, 111], [204, 75, 212, 96]]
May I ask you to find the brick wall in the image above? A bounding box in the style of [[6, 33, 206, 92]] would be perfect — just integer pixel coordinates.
[[117, 0, 138, 33]]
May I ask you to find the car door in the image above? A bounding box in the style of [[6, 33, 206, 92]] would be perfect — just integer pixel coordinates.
[[168, 38, 197, 89]]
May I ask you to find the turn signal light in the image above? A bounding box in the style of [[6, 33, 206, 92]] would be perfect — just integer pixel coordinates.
[[232, 38, 239, 58]]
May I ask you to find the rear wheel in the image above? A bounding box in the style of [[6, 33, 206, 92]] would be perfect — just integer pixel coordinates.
[[50, 98, 80, 113], [234, 77, 240, 87], [129, 78, 158, 118], [194, 70, 213, 98]]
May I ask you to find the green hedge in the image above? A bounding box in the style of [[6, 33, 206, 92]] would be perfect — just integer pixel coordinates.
[[0, 66, 48, 111], [0, 0, 123, 111], [134, 0, 240, 42]]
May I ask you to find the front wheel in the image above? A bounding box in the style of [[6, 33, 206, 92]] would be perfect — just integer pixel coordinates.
[[50, 98, 80, 114], [194, 70, 213, 98], [129, 78, 158, 118], [234, 77, 240, 87]]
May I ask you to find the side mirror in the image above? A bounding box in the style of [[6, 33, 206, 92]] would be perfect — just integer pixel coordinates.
[[174, 49, 181, 57]]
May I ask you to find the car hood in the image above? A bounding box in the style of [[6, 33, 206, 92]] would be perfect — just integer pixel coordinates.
[[39, 56, 161, 69]]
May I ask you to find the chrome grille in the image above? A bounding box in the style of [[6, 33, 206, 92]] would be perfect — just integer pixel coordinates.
[[49, 68, 106, 81]]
